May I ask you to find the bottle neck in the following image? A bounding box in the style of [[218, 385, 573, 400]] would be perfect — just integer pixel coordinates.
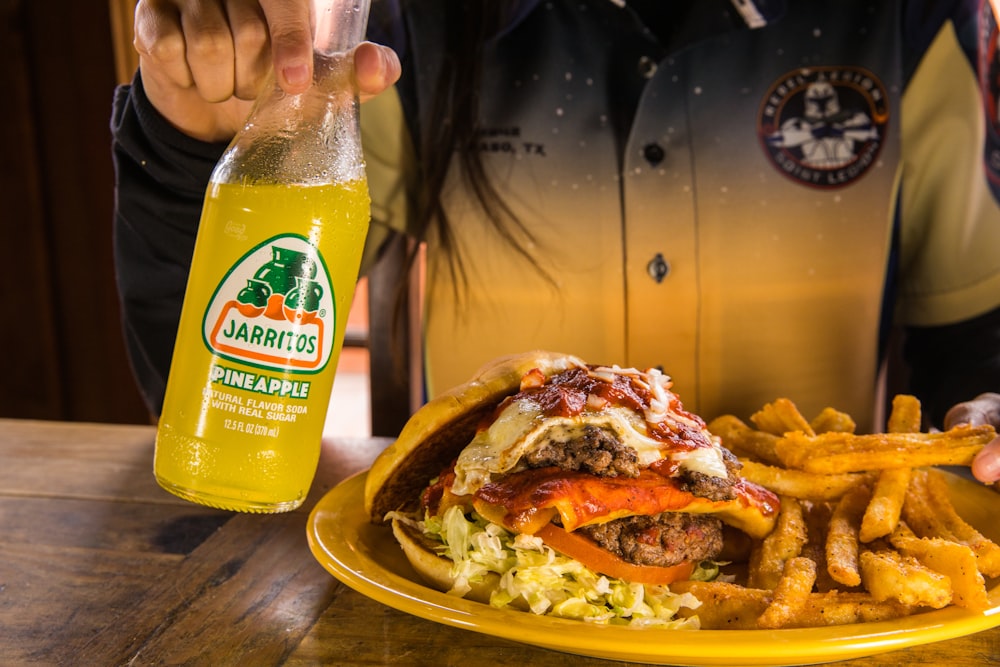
[[312, 0, 371, 56], [214, 52, 364, 186], [210, 0, 370, 186]]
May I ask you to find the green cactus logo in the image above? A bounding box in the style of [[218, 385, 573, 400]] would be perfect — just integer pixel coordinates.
[[203, 235, 336, 373]]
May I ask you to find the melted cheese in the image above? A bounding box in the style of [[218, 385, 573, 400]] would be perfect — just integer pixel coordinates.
[[452, 390, 727, 497], [670, 447, 729, 479]]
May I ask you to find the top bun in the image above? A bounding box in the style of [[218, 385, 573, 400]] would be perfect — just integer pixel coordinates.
[[363, 350, 585, 523]]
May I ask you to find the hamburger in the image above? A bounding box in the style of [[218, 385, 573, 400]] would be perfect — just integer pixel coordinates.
[[364, 351, 779, 624]]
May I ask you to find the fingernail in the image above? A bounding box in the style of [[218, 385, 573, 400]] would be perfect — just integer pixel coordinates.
[[282, 63, 310, 88]]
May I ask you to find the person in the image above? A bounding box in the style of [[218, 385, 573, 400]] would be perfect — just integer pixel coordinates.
[[111, 0, 1000, 482]]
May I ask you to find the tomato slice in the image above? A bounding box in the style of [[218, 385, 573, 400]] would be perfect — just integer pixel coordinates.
[[534, 523, 695, 585]]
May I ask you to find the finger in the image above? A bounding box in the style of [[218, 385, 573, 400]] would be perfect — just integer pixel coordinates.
[[134, 0, 195, 89], [353, 42, 401, 102], [944, 392, 1000, 429], [179, 1, 237, 103], [971, 437, 1000, 483], [226, 0, 271, 99], [259, 0, 314, 93]]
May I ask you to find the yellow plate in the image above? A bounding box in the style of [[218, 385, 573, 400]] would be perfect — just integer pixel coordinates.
[[306, 469, 1000, 666]]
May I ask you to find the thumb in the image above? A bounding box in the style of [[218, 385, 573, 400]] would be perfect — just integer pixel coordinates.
[[972, 437, 1000, 484], [260, 0, 315, 93]]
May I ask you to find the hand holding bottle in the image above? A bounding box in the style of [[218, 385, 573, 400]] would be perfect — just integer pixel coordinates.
[[132, 0, 400, 142]]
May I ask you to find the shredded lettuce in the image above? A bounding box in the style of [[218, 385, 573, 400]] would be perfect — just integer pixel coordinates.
[[418, 506, 705, 628]]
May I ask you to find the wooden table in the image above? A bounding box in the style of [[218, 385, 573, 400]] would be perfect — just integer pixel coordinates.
[[2, 418, 997, 666]]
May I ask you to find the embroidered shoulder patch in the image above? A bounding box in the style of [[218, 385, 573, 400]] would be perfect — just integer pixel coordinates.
[[757, 67, 889, 188], [978, 3, 1000, 195]]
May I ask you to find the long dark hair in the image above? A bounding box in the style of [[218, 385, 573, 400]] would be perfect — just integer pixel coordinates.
[[407, 1, 552, 299]]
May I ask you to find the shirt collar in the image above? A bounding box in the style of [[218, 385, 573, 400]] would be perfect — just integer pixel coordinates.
[[496, 0, 786, 40], [729, 0, 786, 28]]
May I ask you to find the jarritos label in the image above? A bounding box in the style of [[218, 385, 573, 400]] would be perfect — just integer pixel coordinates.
[[203, 234, 336, 373]]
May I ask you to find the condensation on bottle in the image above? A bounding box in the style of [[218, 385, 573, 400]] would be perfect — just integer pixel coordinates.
[[153, 0, 373, 513]]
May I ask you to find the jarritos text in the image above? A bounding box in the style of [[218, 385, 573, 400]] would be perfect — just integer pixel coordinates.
[[203, 234, 336, 373]]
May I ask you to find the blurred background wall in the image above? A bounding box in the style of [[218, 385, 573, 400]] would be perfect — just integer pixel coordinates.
[[1, 0, 149, 424]]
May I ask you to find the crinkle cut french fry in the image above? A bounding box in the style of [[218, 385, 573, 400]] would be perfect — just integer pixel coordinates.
[[859, 467, 911, 543], [774, 425, 994, 473], [747, 495, 807, 590], [826, 484, 870, 587], [800, 500, 840, 593], [671, 581, 769, 630], [859, 395, 920, 544], [707, 415, 783, 465], [790, 592, 914, 627], [859, 549, 952, 609], [901, 469, 947, 537], [904, 469, 1000, 577], [887, 394, 922, 434], [756, 557, 817, 629], [739, 459, 872, 501], [890, 524, 988, 611], [702, 396, 997, 629], [676, 580, 915, 629], [891, 519, 919, 541], [751, 398, 816, 437], [810, 407, 857, 435], [924, 469, 1000, 576]]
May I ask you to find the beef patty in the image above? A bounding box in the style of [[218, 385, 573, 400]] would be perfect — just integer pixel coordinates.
[[523, 424, 742, 502], [523, 424, 640, 477], [579, 513, 724, 567]]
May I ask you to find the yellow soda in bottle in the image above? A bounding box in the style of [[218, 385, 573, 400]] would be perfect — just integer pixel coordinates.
[[154, 0, 371, 512]]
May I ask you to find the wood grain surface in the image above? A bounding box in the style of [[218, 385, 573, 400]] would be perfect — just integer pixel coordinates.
[[1, 419, 997, 666]]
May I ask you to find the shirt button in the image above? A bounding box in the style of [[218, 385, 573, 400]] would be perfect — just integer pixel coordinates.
[[647, 253, 670, 283], [637, 55, 658, 79], [642, 143, 665, 166]]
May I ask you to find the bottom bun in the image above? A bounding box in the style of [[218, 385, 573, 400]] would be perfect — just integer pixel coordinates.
[[391, 517, 498, 604]]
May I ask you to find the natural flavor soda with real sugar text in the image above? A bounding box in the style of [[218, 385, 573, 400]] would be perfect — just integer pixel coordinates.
[[154, 178, 370, 512]]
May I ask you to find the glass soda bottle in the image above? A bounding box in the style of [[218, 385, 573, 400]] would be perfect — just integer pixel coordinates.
[[154, 0, 372, 512]]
